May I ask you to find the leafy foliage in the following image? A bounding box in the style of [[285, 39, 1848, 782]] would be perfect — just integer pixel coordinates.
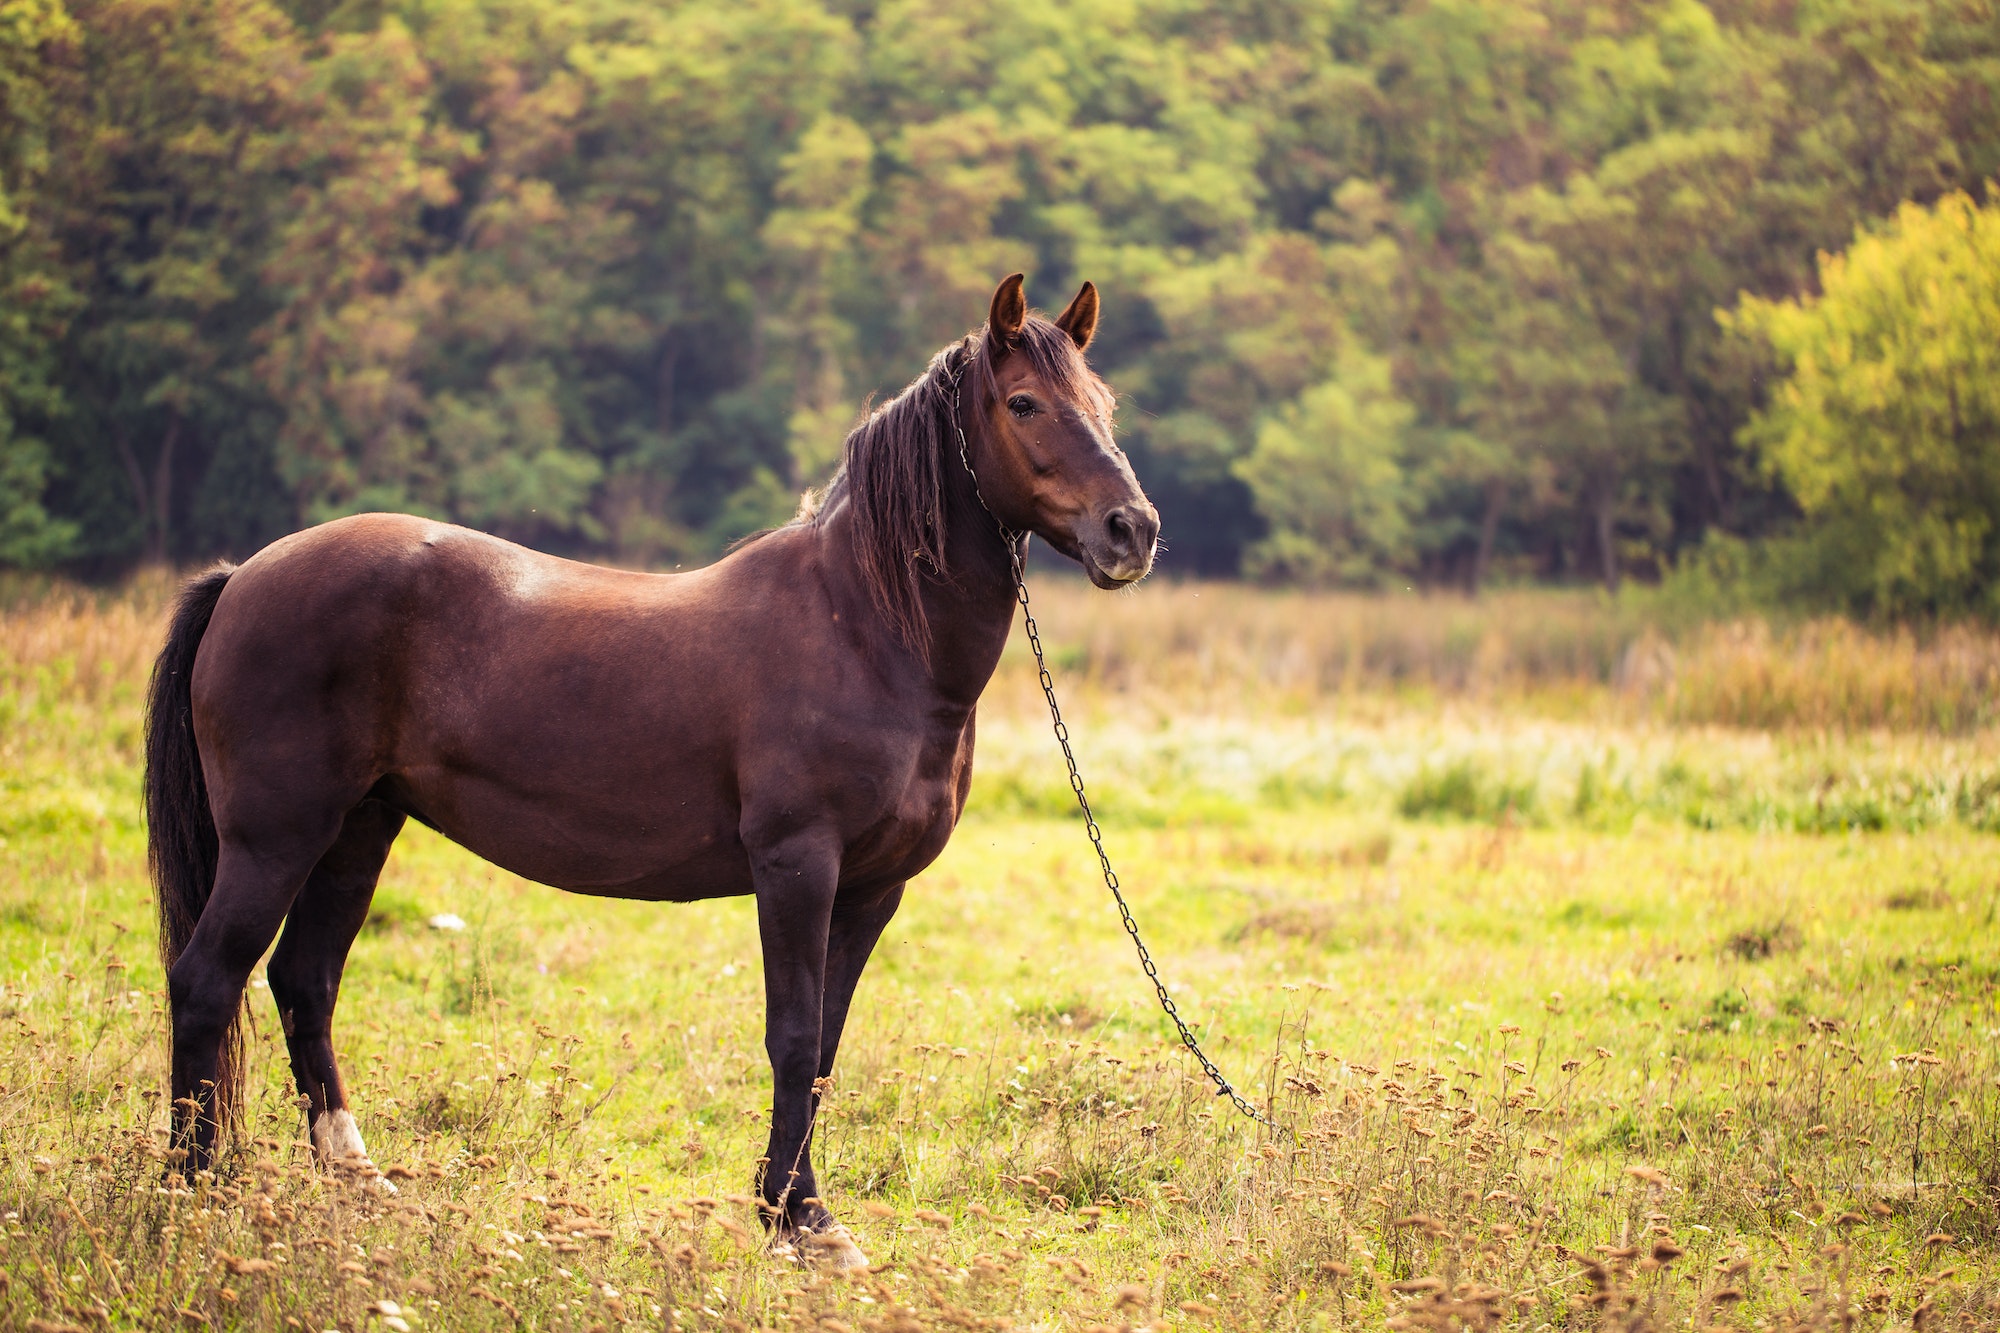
[[1727, 188, 2000, 618], [0, 0, 1996, 588]]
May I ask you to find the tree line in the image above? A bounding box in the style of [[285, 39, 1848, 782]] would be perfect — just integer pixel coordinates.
[[1, 0, 1996, 611]]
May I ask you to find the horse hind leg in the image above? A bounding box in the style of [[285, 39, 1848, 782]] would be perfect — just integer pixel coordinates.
[[168, 823, 342, 1173], [265, 800, 404, 1184]]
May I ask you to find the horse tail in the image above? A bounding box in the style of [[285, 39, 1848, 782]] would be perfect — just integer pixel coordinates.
[[146, 564, 238, 1122]]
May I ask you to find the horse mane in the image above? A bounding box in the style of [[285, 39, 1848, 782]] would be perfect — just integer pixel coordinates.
[[820, 314, 1098, 660]]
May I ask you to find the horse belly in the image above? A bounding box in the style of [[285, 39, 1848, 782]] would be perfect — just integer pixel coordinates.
[[388, 602, 764, 896], [383, 765, 753, 901]]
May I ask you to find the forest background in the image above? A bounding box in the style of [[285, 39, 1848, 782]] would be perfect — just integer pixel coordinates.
[[2, 0, 1999, 616]]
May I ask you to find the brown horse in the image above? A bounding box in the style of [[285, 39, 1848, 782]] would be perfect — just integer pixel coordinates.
[[144, 274, 1157, 1265]]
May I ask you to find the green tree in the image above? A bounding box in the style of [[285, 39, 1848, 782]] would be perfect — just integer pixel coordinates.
[[0, 0, 78, 565], [763, 113, 873, 488], [34, 0, 300, 566], [1234, 347, 1415, 586]]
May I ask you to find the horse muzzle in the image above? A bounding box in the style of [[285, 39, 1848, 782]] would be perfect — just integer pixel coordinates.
[[1081, 502, 1159, 587]]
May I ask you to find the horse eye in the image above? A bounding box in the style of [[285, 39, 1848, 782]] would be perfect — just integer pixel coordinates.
[[1007, 395, 1036, 417]]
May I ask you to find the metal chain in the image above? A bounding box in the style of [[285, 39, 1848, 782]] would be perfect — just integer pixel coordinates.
[[940, 356, 1283, 1138]]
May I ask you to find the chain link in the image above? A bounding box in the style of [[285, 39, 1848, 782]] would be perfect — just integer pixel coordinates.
[[941, 356, 1284, 1138]]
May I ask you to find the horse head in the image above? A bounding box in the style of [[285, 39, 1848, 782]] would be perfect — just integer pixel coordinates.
[[965, 273, 1159, 588]]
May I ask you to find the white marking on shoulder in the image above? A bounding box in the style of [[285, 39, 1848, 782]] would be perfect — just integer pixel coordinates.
[[504, 557, 555, 601]]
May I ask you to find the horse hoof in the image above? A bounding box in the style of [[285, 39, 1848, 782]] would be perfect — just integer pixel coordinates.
[[799, 1224, 869, 1272], [310, 1109, 395, 1192]]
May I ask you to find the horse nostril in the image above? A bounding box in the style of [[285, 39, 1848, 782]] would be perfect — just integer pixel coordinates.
[[1106, 510, 1132, 548]]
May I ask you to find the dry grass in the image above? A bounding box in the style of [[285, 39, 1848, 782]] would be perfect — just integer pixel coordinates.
[[987, 580, 2000, 733], [1, 576, 1998, 1332], [1658, 620, 2000, 735]]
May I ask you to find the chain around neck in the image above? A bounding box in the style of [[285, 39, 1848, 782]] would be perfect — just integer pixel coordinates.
[[940, 355, 1286, 1141]]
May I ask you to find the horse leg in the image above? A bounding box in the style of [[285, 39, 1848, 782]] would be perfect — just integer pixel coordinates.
[[760, 883, 904, 1232], [813, 881, 904, 1126], [168, 821, 341, 1173], [265, 800, 404, 1181], [748, 831, 867, 1267]]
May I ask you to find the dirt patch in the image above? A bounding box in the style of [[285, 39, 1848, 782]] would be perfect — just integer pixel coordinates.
[[1724, 921, 1802, 960]]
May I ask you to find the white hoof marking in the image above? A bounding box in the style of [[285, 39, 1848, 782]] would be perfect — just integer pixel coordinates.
[[311, 1108, 396, 1192], [800, 1225, 869, 1272]]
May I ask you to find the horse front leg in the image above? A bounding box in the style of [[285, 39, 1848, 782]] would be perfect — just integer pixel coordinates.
[[818, 884, 904, 1091], [749, 829, 867, 1269]]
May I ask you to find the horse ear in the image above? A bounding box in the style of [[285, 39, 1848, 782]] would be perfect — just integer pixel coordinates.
[[1054, 281, 1098, 351], [987, 273, 1026, 350]]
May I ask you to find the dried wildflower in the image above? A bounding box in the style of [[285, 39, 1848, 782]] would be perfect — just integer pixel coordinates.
[[365, 1299, 411, 1332], [220, 1254, 276, 1275], [862, 1201, 896, 1219]]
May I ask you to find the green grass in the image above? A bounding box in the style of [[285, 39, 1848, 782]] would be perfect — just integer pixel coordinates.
[[1, 586, 1997, 1331]]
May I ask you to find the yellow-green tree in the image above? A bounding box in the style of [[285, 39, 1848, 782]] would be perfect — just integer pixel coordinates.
[[1728, 188, 2000, 617]]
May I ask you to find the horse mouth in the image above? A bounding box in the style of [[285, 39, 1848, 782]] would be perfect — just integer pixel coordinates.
[[1082, 548, 1152, 589]]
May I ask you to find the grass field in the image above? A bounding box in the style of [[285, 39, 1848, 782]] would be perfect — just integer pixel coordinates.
[[1, 578, 1997, 1332]]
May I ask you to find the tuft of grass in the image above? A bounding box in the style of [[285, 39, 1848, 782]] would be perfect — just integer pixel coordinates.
[[1396, 758, 1538, 825]]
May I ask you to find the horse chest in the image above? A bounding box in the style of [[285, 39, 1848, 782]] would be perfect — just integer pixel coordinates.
[[838, 724, 973, 886]]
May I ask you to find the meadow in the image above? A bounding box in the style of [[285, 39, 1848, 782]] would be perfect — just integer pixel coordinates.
[[1, 577, 1996, 1332]]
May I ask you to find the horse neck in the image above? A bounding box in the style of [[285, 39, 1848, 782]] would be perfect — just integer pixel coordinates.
[[917, 434, 1021, 705], [817, 378, 1019, 708]]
